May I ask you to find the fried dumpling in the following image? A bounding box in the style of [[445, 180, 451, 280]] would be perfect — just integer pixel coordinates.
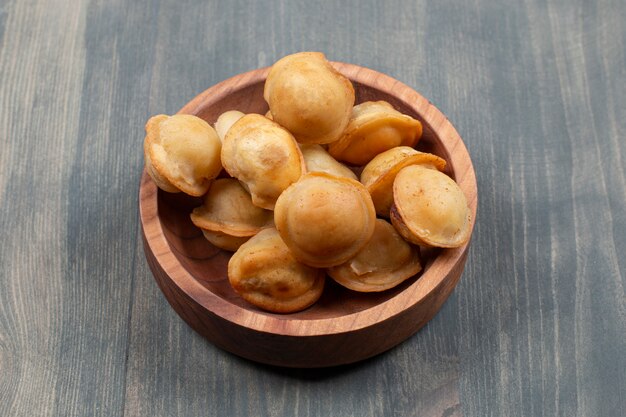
[[300, 144, 357, 180], [390, 165, 472, 248], [221, 114, 305, 210], [263, 52, 355, 145], [214, 110, 245, 141], [190, 179, 274, 251], [228, 228, 325, 313], [274, 172, 376, 268], [144, 130, 179, 193], [144, 114, 222, 196], [327, 219, 422, 292], [328, 101, 423, 166], [360, 146, 446, 217]]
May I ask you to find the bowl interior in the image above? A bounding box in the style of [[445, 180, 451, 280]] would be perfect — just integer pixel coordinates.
[[154, 68, 462, 321]]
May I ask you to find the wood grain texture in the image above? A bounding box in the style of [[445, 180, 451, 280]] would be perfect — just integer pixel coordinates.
[[0, 0, 624, 416]]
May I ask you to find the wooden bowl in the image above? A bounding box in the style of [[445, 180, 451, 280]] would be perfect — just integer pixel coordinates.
[[139, 63, 477, 368]]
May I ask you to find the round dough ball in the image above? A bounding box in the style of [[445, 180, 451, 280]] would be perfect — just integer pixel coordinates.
[[144, 114, 222, 196], [228, 228, 325, 313], [274, 172, 376, 268], [264, 52, 355, 145]]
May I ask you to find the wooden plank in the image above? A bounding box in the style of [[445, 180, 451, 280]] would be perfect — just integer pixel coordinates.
[[0, 0, 90, 415], [48, 0, 161, 415], [0, 0, 156, 415], [441, 0, 626, 416], [0, 0, 624, 416]]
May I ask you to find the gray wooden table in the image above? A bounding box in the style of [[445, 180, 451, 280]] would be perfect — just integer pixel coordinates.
[[1, 0, 625, 416]]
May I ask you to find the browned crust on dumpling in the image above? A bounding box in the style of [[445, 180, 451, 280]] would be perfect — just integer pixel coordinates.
[[264, 52, 355, 145], [144, 114, 222, 196], [190, 178, 274, 251], [274, 172, 376, 268], [328, 101, 423, 166], [221, 114, 305, 210], [360, 146, 446, 217], [228, 228, 325, 313], [391, 165, 471, 248], [327, 219, 422, 292]]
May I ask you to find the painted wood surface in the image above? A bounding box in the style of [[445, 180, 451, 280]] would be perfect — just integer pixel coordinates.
[[0, 0, 624, 416]]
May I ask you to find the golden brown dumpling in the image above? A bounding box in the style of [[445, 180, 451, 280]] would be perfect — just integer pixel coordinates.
[[221, 114, 305, 210], [263, 52, 355, 145], [190, 179, 274, 251], [144, 123, 179, 193], [327, 219, 422, 292], [391, 165, 472, 248], [360, 146, 446, 217], [200, 231, 249, 252], [214, 110, 245, 141], [228, 228, 325, 313], [144, 114, 222, 196], [274, 172, 376, 268], [328, 101, 423, 166], [300, 144, 357, 180]]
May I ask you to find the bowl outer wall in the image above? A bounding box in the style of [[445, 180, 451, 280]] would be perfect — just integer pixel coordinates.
[[138, 63, 477, 364]]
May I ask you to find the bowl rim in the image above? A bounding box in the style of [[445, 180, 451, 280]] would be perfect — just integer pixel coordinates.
[[139, 62, 477, 337]]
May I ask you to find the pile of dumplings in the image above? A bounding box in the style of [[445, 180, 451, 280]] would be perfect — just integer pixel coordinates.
[[144, 52, 472, 313]]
